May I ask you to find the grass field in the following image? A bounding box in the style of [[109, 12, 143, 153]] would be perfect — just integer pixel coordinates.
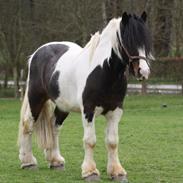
[[0, 95, 183, 183]]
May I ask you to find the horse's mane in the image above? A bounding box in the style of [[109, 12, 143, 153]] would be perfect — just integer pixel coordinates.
[[84, 32, 101, 62], [84, 18, 122, 63], [100, 18, 122, 59]]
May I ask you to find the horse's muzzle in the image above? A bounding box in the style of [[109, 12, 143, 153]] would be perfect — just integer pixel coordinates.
[[137, 68, 150, 81]]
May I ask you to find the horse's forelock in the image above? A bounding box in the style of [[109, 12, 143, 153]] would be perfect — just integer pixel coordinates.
[[120, 14, 152, 55]]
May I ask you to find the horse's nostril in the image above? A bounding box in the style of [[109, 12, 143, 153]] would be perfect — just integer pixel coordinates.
[[138, 68, 150, 80]]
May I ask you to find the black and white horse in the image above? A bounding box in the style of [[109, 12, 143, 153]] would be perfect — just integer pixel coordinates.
[[18, 12, 152, 181]]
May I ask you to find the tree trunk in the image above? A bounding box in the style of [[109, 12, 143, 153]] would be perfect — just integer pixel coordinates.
[[3, 69, 8, 88], [102, 1, 107, 26], [130, 0, 134, 11], [106, 0, 120, 21], [174, 0, 181, 57], [13, 66, 19, 98], [153, 0, 174, 57], [19, 69, 24, 101]]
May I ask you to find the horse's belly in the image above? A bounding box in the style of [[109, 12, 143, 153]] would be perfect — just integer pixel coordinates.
[[54, 85, 81, 113], [55, 97, 80, 112]]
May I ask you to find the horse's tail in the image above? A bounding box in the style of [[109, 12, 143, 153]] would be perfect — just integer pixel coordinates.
[[18, 55, 56, 150], [34, 100, 56, 149], [18, 86, 29, 147], [18, 86, 56, 149]]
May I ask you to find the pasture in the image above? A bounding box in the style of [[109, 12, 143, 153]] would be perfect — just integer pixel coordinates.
[[0, 95, 183, 183]]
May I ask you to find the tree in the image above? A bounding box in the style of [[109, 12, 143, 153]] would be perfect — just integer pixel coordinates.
[[173, 0, 183, 56], [0, 0, 32, 97], [153, 0, 174, 57]]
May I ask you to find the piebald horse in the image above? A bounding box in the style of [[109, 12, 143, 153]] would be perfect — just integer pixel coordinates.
[[18, 12, 152, 181]]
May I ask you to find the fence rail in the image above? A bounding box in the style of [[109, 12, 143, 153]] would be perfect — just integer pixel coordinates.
[[0, 80, 25, 87], [0, 80, 182, 95], [128, 84, 182, 94]]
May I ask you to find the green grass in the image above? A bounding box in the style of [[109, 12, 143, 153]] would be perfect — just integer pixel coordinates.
[[0, 95, 183, 183]]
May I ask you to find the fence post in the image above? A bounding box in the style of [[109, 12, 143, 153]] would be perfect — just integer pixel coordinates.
[[13, 67, 19, 98], [19, 69, 24, 101], [141, 81, 147, 95]]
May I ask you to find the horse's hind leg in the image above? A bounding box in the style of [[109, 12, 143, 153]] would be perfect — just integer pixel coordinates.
[[18, 88, 37, 169], [44, 107, 68, 170]]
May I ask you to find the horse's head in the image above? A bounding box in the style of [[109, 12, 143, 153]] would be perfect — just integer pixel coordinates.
[[118, 12, 153, 80]]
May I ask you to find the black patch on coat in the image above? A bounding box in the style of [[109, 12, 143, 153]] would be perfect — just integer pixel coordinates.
[[84, 110, 94, 123], [48, 71, 60, 100], [28, 43, 69, 121], [82, 49, 127, 120], [54, 107, 69, 126]]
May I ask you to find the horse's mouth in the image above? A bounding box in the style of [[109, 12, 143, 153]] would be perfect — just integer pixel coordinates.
[[136, 76, 147, 81]]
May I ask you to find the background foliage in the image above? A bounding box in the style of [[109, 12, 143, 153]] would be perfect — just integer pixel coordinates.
[[0, 0, 183, 97]]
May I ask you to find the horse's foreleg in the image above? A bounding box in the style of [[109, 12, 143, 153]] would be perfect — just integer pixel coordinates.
[[18, 93, 37, 169], [44, 107, 68, 170], [105, 108, 127, 181], [81, 110, 100, 181]]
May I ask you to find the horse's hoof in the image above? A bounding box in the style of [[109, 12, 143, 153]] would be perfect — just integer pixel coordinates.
[[84, 173, 100, 182], [22, 164, 38, 170], [111, 175, 128, 182], [50, 164, 64, 171]]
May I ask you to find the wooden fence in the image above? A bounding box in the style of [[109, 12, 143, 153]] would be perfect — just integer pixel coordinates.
[[127, 83, 183, 94], [0, 81, 182, 95]]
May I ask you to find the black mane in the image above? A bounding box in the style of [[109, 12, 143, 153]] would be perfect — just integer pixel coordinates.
[[120, 13, 152, 57]]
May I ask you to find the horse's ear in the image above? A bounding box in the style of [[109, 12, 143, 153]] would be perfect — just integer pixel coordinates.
[[122, 12, 129, 25], [141, 11, 147, 22]]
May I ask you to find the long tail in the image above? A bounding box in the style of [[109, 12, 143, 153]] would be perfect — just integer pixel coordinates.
[[18, 58, 56, 150], [18, 86, 30, 147], [34, 100, 56, 149]]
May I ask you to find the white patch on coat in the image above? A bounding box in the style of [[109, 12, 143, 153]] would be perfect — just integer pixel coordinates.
[[105, 107, 122, 146], [95, 106, 103, 116], [138, 48, 150, 79]]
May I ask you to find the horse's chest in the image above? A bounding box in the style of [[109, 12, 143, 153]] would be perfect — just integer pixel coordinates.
[[82, 69, 127, 114]]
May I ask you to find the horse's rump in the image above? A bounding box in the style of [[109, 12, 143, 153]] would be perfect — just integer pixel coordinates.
[[28, 43, 69, 121]]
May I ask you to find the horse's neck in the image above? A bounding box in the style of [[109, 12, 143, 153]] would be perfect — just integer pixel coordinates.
[[96, 26, 126, 76], [110, 48, 126, 74], [80, 18, 125, 77], [87, 39, 126, 81], [100, 18, 121, 51]]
